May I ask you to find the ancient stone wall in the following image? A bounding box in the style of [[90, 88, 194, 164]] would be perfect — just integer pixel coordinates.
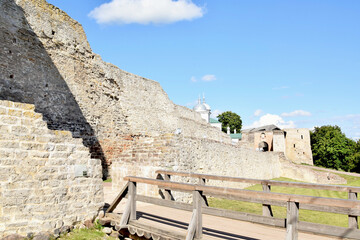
[[112, 134, 282, 197], [254, 131, 274, 151], [1, 0, 231, 178], [284, 128, 313, 165], [273, 130, 285, 152], [0, 100, 103, 237]]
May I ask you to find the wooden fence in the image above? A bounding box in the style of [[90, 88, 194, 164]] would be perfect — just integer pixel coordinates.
[[105, 170, 360, 240]]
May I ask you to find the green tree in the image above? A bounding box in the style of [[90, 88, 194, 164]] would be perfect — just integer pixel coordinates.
[[310, 125, 357, 172], [352, 139, 360, 172], [217, 111, 242, 133]]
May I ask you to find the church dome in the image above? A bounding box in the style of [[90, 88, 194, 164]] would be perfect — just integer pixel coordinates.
[[202, 96, 211, 111], [193, 97, 207, 112], [193, 102, 207, 111], [202, 102, 211, 111]]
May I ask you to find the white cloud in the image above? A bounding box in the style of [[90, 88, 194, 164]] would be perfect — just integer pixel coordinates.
[[211, 109, 223, 118], [281, 110, 311, 117], [88, 0, 204, 25], [201, 74, 216, 82], [254, 109, 263, 117], [245, 114, 296, 129], [190, 76, 197, 82]]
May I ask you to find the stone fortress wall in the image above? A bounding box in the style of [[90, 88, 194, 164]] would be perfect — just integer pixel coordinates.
[[241, 127, 313, 166], [6, 0, 286, 192], [284, 128, 313, 165], [1, 0, 285, 192], [3, 0, 232, 178], [0, 0, 345, 236], [0, 100, 103, 237], [111, 134, 283, 196]]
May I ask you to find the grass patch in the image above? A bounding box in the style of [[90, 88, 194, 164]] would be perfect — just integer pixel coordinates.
[[58, 228, 118, 240], [58, 229, 107, 240], [103, 178, 112, 183], [58, 221, 114, 240], [208, 175, 360, 228]]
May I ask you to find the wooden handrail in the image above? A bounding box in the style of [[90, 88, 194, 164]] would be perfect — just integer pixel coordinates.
[[124, 176, 360, 210], [106, 176, 360, 239], [155, 169, 360, 193]]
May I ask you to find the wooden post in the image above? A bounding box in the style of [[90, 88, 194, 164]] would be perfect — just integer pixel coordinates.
[[193, 190, 203, 239], [106, 182, 129, 213], [199, 177, 206, 185], [262, 183, 273, 217], [164, 174, 172, 200], [286, 201, 299, 240], [198, 178, 209, 206], [185, 210, 197, 240], [348, 192, 358, 229], [119, 195, 132, 227], [129, 181, 137, 221]]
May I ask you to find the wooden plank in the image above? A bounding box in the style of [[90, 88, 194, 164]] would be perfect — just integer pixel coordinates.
[[200, 184, 360, 209], [155, 170, 360, 193], [135, 195, 286, 228], [286, 201, 299, 240], [207, 192, 287, 207], [301, 203, 360, 216], [119, 196, 132, 227], [118, 192, 360, 239], [136, 194, 360, 229], [193, 190, 203, 239], [199, 178, 209, 207], [155, 189, 360, 216], [129, 181, 137, 221], [136, 195, 193, 212], [157, 173, 175, 200], [125, 176, 360, 209], [349, 192, 359, 229], [262, 184, 273, 217], [202, 207, 286, 228], [124, 176, 196, 192], [186, 210, 197, 240], [298, 221, 360, 239], [106, 182, 129, 213], [164, 174, 172, 200], [129, 220, 185, 240]]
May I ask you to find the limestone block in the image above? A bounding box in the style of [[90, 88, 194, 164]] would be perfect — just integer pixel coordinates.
[[0, 116, 20, 125], [7, 109, 22, 117]]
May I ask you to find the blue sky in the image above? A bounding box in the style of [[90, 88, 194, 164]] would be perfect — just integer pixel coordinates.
[[47, 0, 360, 140]]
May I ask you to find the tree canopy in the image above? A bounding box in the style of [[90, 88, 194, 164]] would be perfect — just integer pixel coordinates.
[[217, 111, 242, 133], [310, 125, 359, 172]]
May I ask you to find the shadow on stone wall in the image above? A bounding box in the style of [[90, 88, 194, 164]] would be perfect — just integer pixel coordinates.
[[0, 0, 108, 178]]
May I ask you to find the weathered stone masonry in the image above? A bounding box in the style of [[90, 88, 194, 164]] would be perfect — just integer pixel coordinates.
[[0, 0, 343, 236], [1, 0, 232, 178], [0, 0, 286, 193], [112, 134, 283, 197], [0, 100, 103, 237]]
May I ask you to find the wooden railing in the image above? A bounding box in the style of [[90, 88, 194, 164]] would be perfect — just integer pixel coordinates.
[[156, 169, 360, 228], [106, 172, 360, 240]]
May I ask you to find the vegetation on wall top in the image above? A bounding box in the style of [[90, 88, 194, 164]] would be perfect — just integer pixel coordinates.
[[217, 111, 242, 134]]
